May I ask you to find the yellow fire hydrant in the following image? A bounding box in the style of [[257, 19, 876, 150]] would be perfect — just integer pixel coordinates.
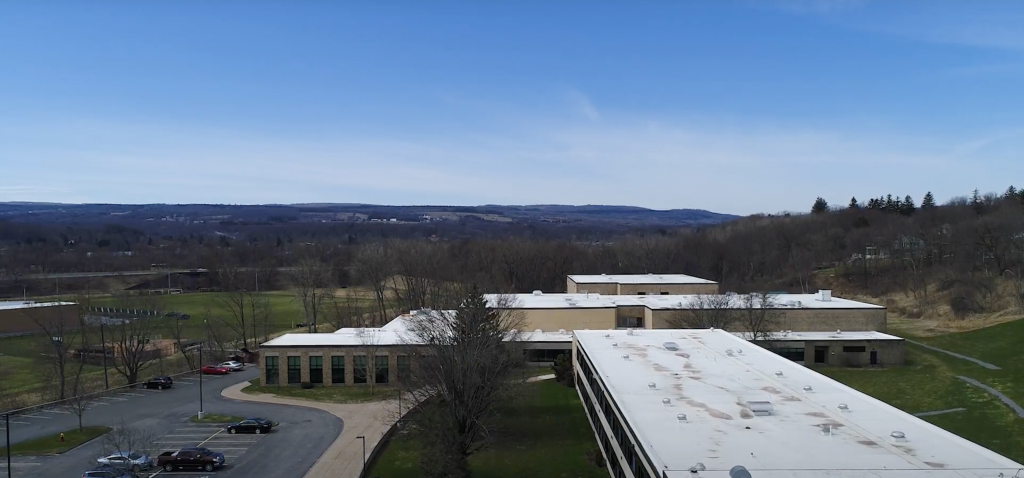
[[59, 432, 65, 443]]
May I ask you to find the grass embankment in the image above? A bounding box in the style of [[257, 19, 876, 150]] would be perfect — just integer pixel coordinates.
[[190, 413, 244, 424], [243, 379, 398, 403], [819, 319, 1024, 463], [0, 426, 111, 456], [368, 380, 605, 478]]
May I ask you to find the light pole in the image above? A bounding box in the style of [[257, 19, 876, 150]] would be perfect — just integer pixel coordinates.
[[358, 436, 366, 472], [5, 413, 11, 478], [198, 345, 205, 420], [100, 320, 109, 389]]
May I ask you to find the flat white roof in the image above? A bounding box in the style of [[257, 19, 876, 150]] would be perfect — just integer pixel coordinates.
[[490, 293, 883, 310], [733, 330, 904, 342], [569, 273, 716, 285], [574, 329, 1021, 477], [261, 311, 575, 348], [0, 300, 77, 311]]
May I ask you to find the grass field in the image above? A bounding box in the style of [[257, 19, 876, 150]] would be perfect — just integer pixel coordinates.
[[368, 380, 605, 478], [243, 378, 398, 403], [0, 426, 110, 456], [819, 319, 1024, 463]]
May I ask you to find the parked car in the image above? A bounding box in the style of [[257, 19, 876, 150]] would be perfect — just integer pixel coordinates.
[[226, 417, 275, 434], [82, 465, 134, 478], [156, 447, 225, 472], [219, 361, 244, 371], [96, 451, 153, 472], [200, 365, 230, 375], [142, 376, 173, 390]]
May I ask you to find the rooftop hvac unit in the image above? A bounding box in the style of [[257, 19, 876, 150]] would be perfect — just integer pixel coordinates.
[[532, 290, 543, 296], [746, 400, 774, 416], [819, 289, 832, 302], [663, 341, 680, 351]]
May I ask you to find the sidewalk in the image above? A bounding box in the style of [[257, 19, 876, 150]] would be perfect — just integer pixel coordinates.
[[221, 382, 398, 478]]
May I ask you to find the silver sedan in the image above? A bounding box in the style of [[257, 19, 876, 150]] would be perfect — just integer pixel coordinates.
[[96, 451, 153, 472]]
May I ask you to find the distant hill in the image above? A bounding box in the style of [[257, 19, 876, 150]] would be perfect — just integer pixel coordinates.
[[0, 202, 738, 229]]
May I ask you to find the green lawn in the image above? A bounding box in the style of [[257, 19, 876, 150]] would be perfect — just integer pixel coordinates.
[[819, 319, 1024, 463], [243, 378, 398, 403], [0, 426, 110, 456], [368, 380, 606, 478], [190, 413, 244, 423]]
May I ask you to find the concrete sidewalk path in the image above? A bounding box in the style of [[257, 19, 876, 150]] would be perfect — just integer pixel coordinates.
[[222, 382, 399, 478]]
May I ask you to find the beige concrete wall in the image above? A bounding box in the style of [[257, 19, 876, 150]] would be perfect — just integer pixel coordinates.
[[617, 283, 719, 295], [648, 307, 886, 332], [260, 347, 406, 387], [614, 305, 647, 328], [521, 308, 617, 331], [567, 281, 618, 295], [802, 340, 904, 367], [0, 304, 80, 335]]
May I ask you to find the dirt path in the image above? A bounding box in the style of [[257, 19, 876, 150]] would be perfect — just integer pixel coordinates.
[[906, 340, 1001, 370]]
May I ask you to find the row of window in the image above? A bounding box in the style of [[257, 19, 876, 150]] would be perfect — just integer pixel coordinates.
[[576, 349, 652, 478], [264, 355, 411, 385]]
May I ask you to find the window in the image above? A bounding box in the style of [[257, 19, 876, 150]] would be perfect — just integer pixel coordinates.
[[354, 355, 368, 383], [309, 356, 323, 384], [637, 292, 646, 296], [331, 356, 345, 385], [771, 348, 806, 362], [616, 316, 643, 328], [265, 356, 278, 385], [287, 356, 301, 384], [375, 355, 389, 384], [397, 355, 411, 382], [843, 346, 867, 353], [660, 291, 669, 295]]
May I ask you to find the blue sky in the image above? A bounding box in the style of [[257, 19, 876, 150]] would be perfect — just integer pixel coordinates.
[[2, 1, 1024, 215]]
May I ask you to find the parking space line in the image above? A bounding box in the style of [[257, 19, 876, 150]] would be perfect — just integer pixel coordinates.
[[98, 396, 129, 401], [40, 409, 70, 414], [198, 429, 224, 445], [119, 392, 145, 397], [19, 414, 52, 419], [90, 402, 110, 406], [3, 420, 30, 425]]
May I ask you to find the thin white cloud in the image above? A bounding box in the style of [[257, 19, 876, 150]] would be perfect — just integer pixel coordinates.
[[567, 89, 601, 121]]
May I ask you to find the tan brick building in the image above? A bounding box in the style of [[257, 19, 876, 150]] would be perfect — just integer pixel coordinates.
[[566, 274, 719, 295]]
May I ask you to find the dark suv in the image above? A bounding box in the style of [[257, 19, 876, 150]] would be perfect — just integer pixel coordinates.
[[142, 376, 173, 390]]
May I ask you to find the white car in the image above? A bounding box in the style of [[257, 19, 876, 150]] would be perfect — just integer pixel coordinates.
[[219, 361, 244, 371], [97, 451, 153, 472]]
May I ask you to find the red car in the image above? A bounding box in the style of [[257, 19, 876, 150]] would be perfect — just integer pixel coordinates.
[[200, 365, 230, 375]]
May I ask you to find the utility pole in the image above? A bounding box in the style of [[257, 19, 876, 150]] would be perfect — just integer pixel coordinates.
[[198, 345, 205, 420], [6, 413, 11, 478]]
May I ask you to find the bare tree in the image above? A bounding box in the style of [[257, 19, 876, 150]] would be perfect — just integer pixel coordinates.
[[327, 293, 363, 330], [359, 325, 384, 395], [399, 288, 525, 478], [107, 295, 160, 385], [63, 362, 97, 431], [101, 419, 158, 473], [290, 258, 334, 333], [737, 292, 781, 341], [665, 294, 738, 329], [353, 243, 394, 323], [28, 300, 83, 400], [164, 315, 198, 371], [247, 290, 273, 346]]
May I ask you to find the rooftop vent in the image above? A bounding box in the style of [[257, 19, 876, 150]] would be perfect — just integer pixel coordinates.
[[688, 462, 705, 472], [774, 371, 784, 377], [729, 465, 753, 478], [820, 424, 835, 436], [794, 301, 803, 307], [648, 382, 657, 389], [604, 333, 611, 338], [566, 300, 578, 306], [726, 349, 735, 356], [890, 431, 907, 443], [820, 289, 832, 302], [838, 403, 850, 412], [736, 348, 743, 354], [677, 414, 688, 422], [836, 329, 842, 335], [601, 273, 607, 276], [803, 386, 813, 392], [662, 398, 671, 405], [558, 329, 567, 335], [746, 400, 774, 416], [534, 329, 543, 334], [622, 354, 630, 360], [612, 342, 618, 347], [626, 328, 634, 336], [532, 290, 542, 296], [593, 293, 601, 298], [663, 341, 680, 351]]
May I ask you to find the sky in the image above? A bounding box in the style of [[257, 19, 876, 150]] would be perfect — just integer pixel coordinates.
[[2, 1, 1024, 215]]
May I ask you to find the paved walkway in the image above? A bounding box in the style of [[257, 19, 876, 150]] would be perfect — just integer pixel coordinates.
[[906, 339, 1001, 370], [956, 376, 1024, 418], [222, 382, 400, 478]]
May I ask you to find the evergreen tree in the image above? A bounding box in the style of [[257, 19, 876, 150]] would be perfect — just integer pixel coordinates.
[[1005, 185, 1018, 200], [970, 188, 981, 205], [921, 191, 936, 209], [866, 198, 877, 210], [848, 197, 860, 209], [811, 197, 829, 214], [901, 195, 916, 216], [885, 194, 895, 213]]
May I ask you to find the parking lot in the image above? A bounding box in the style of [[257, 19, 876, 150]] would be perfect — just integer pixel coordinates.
[[144, 421, 272, 477]]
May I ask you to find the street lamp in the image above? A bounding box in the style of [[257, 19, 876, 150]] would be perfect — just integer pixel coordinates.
[[198, 344, 205, 420], [5, 413, 10, 478], [358, 436, 366, 472]]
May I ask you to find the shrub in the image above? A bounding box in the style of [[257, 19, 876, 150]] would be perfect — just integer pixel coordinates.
[[585, 448, 606, 468], [300, 382, 314, 389], [551, 354, 575, 388]]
